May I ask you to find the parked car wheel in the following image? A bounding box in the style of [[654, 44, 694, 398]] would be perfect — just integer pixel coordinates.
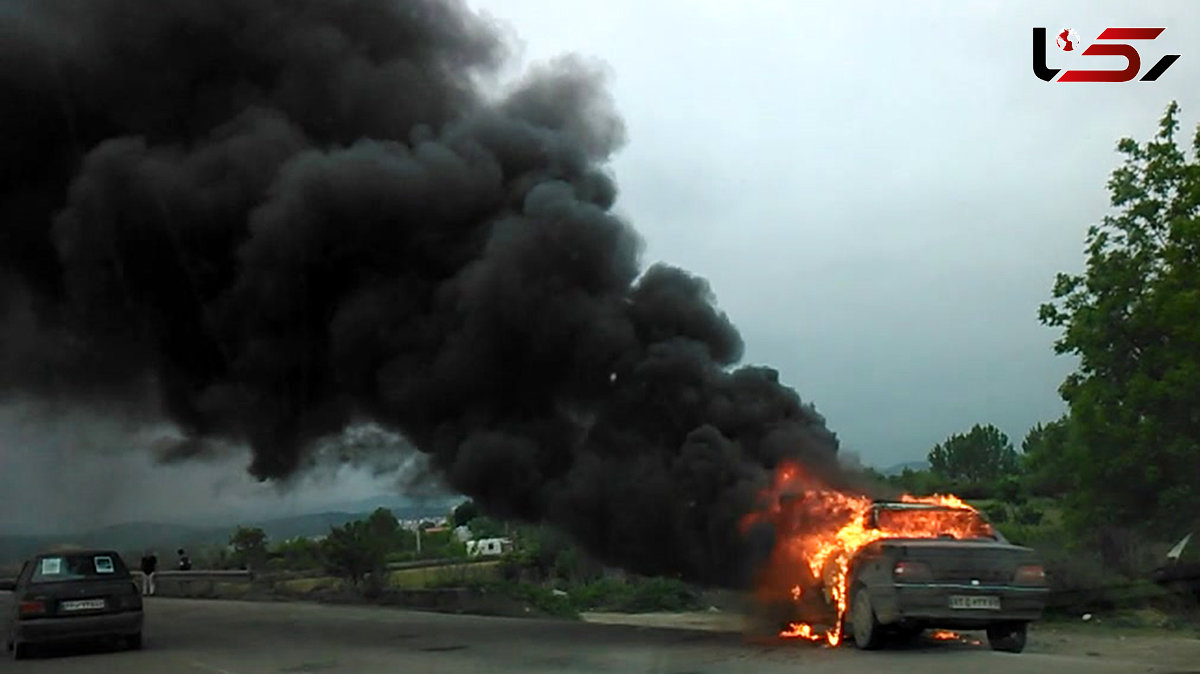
[[986, 622, 1027, 653], [127, 632, 143, 650], [10, 641, 29, 661], [849, 586, 883, 650]]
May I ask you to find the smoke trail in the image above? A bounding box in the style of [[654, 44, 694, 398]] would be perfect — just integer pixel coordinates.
[[0, 0, 843, 585]]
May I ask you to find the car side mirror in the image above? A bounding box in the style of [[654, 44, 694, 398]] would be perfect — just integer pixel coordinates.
[[0, 579, 16, 592]]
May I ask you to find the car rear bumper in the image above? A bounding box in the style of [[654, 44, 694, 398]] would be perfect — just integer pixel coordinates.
[[875, 583, 1048, 627], [13, 610, 143, 644]]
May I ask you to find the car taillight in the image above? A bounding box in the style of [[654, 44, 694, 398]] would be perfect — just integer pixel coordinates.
[[1014, 564, 1046, 585], [893, 561, 932, 582], [18, 599, 46, 617]]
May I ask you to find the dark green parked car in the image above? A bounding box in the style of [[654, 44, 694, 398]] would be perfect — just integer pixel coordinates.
[[2, 549, 144, 660]]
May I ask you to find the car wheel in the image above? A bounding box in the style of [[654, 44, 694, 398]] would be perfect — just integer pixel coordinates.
[[849, 587, 883, 650], [127, 632, 143, 650], [10, 641, 28, 661], [986, 622, 1027, 653]]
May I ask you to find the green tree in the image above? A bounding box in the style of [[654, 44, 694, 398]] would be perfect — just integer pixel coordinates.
[[1040, 102, 1200, 535], [229, 526, 269, 571], [321, 520, 388, 588], [927, 424, 1019, 484], [1020, 418, 1073, 497], [890, 467, 954, 496], [272, 537, 323, 570], [366, 508, 400, 550]]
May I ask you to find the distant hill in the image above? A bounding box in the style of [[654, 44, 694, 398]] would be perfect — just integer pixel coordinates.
[[880, 460, 930, 476], [315, 495, 460, 519], [0, 500, 457, 566]]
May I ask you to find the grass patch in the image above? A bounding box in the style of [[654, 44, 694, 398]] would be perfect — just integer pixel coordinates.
[[276, 576, 345, 594], [471, 580, 579, 619], [391, 561, 500, 589], [1038, 609, 1200, 637], [568, 577, 705, 613]]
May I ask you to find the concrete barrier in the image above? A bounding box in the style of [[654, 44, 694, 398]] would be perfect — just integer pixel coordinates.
[[134, 570, 253, 598]]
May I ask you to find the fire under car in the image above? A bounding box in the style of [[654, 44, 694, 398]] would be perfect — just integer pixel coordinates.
[[779, 501, 1050, 652]]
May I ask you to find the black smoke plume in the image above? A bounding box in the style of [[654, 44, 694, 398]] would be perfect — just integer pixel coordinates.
[[0, 0, 844, 586]]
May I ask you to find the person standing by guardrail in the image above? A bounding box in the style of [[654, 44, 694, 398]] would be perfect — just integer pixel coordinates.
[[140, 550, 158, 595], [177, 548, 192, 571]]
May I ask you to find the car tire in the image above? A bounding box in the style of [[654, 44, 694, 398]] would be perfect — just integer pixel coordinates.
[[986, 622, 1027, 653], [849, 586, 883, 650], [127, 632, 143, 650], [10, 641, 28, 661]]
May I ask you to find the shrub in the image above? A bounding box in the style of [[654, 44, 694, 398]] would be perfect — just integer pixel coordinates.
[[620, 577, 702, 612], [1016, 504, 1044, 525], [1011, 525, 1179, 616], [954, 481, 997, 500], [983, 503, 1010, 524], [569, 577, 703, 613], [474, 581, 578, 618], [995, 475, 1027, 506]]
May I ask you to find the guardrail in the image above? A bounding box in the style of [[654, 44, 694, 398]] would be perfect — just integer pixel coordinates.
[[133, 569, 255, 599]]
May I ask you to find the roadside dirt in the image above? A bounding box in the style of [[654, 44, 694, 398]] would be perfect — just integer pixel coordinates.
[[1029, 624, 1200, 671], [581, 611, 1200, 670]]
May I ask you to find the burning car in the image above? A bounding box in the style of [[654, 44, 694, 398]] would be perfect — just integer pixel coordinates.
[[833, 501, 1048, 652], [744, 464, 1049, 652]]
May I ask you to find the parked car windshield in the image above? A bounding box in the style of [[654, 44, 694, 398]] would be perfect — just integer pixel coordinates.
[[32, 553, 130, 583]]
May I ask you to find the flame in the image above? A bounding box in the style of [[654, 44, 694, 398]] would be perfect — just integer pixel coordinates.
[[742, 461, 992, 647], [780, 622, 823, 641], [929, 630, 982, 646]]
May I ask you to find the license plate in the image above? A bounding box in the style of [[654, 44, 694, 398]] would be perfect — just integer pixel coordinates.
[[949, 595, 1000, 610], [60, 599, 106, 611]]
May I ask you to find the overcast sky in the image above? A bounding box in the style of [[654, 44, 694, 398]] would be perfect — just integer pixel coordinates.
[[466, 0, 1200, 466], [4, 1, 1200, 531]]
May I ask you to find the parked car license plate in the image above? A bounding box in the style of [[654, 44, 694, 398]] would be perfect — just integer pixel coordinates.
[[60, 599, 106, 611], [949, 595, 1000, 610]]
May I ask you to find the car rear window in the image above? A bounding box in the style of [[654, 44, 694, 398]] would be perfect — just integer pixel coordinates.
[[32, 553, 129, 582], [874, 507, 997, 540]]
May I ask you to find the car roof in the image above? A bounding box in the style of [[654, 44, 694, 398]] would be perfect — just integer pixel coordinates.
[[34, 549, 122, 559], [871, 500, 973, 511]]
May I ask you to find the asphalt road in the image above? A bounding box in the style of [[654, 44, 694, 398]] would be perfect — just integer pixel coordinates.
[[0, 598, 1189, 673]]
